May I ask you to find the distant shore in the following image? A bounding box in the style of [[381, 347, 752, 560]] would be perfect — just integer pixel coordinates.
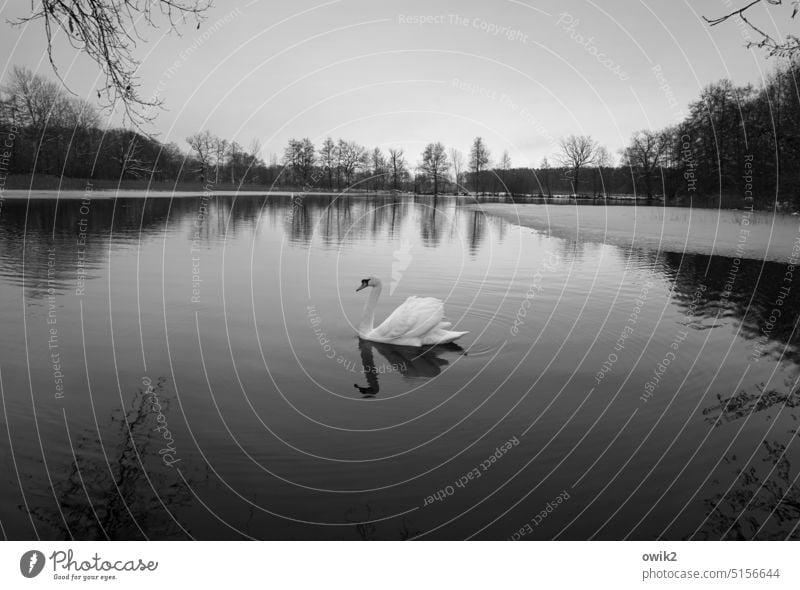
[[1, 189, 339, 199], [0, 174, 408, 198], [475, 202, 800, 263]]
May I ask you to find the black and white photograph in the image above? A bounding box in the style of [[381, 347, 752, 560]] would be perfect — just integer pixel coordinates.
[[1, 0, 800, 585]]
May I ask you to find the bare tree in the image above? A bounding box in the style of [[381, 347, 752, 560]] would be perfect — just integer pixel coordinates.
[[370, 147, 387, 191], [14, 0, 212, 129], [112, 131, 155, 179], [623, 130, 669, 198], [3, 66, 62, 131], [3, 66, 101, 131], [469, 137, 491, 195], [387, 148, 407, 191], [318, 137, 336, 189], [337, 139, 366, 188], [226, 141, 245, 185], [212, 137, 229, 184], [244, 138, 265, 183], [186, 130, 216, 184], [419, 142, 449, 195], [249, 138, 263, 162], [557, 135, 598, 196], [593, 146, 611, 197], [61, 96, 101, 129], [449, 147, 464, 192], [156, 141, 185, 180], [704, 0, 800, 58], [283, 138, 316, 184], [2, 66, 101, 174]]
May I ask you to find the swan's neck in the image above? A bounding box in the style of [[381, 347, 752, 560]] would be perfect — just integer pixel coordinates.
[[359, 284, 382, 334]]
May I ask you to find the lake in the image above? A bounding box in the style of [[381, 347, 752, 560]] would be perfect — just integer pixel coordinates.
[[1, 193, 798, 540]]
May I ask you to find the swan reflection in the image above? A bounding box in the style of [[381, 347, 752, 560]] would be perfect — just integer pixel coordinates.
[[353, 338, 465, 398]]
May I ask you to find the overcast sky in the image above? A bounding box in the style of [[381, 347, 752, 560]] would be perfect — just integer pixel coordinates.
[[1, 0, 798, 166]]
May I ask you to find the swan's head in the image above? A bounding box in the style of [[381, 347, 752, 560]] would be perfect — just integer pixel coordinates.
[[356, 277, 381, 292]]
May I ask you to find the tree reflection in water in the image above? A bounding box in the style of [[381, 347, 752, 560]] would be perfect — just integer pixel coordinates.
[[703, 384, 800, 427], [663, 251, 800, 363], [696, 381, 800, 540], [344, 503, 421, 540], [26, 378, 200, 540]]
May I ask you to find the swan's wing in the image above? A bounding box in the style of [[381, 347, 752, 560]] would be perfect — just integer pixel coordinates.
[[371, 296, 445, 340]]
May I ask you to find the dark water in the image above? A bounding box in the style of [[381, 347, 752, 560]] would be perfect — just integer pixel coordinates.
[[1, 194, 799, 540]]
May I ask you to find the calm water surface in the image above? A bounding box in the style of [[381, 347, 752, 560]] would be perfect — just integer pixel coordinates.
[[1, 194, 799, 540]]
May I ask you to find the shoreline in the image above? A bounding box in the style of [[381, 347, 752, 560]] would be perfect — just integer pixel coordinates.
[[0, 189, 405, 200], [474, 202, 800, 263]]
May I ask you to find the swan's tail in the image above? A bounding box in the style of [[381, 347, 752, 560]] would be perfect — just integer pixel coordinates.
[[424, 329, 469, 345]]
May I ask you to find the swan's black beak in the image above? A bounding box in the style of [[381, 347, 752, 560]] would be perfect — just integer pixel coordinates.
[[356, 279, 369, 292]]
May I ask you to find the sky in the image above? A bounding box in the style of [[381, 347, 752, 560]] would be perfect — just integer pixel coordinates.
[[1, 0, 798, 167]]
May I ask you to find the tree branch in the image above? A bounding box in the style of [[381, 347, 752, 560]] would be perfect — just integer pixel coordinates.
[[12, 0, 212, 132], [703, 0, 800, 58]]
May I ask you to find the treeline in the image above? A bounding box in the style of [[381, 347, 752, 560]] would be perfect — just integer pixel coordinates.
[[460, 57, 800, 208], [0, 67, 267, 187], [510, 57, 800, 208], [2, 60, 799, 207], [619, 57, 800, 208]]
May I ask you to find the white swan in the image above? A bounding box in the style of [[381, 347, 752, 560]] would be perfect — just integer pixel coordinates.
[[355, 276, 468, 346]]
